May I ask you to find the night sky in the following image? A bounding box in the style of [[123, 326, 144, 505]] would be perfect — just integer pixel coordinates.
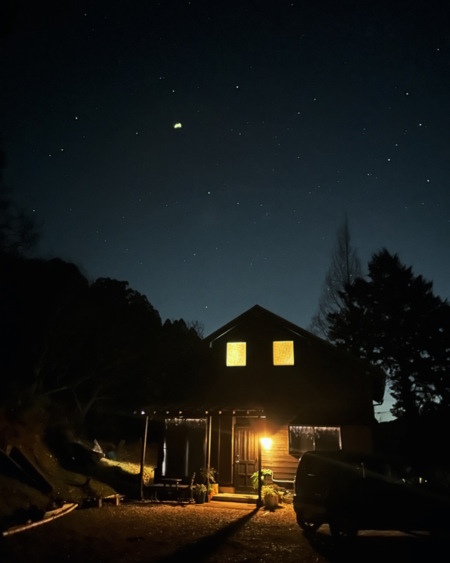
[[2, 0, 450, 351]]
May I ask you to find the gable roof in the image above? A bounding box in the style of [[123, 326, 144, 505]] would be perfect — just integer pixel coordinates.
[[204, 304, 386, 404], [206, 304, 312, 343]]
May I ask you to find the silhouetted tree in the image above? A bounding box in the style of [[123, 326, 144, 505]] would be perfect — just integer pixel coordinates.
[[328, 249, 450, 419], [186, 319, 205, 339], [0, 149, 38, 255], [156, 318, 210, 407], [1, 257, 209, 422], [0, 255, 89, 408], [310, 217, 361, 337], [38, 277, 165, 419], [83, 282, 210, 412]]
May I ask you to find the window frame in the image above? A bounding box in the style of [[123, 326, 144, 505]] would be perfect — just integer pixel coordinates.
[[288, 425, 342, 456]]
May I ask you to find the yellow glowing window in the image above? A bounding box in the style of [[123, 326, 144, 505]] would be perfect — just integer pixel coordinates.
[[226, 342, 246, 366], [273, 341, 294, 365]]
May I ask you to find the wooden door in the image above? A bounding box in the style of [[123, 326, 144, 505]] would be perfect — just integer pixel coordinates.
[[234, 426, 258, 491]]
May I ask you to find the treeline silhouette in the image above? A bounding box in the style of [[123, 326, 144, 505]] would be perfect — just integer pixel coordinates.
[[0, 252, 211, 428]]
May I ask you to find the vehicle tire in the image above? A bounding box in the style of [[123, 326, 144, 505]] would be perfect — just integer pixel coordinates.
[[329, 515, 358, 539], [296, 511, 320, 534]]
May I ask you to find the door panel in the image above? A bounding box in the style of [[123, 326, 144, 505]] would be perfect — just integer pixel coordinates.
[[234, 426, 257, 491]]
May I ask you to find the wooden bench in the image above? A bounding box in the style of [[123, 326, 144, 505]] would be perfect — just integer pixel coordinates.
[[148, 474, 195, 502], [96, 494, 125, 507], [148, 479, 186, 500]]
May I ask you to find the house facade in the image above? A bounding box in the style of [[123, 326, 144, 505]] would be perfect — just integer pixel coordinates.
[[159, 305, 385, 492]]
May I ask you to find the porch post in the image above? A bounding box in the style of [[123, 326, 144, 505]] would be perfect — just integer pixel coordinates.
[[207, 413, 212, 494], [257, 432, 263, 507], [216, 412, 221, 483], [139, 415, 149, 500], [203, 414, 208, 475]]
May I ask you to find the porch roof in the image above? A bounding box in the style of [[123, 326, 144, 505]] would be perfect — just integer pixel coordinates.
[[140, 406, 266, 419]]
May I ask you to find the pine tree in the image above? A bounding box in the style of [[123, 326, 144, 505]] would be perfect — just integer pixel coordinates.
[[328, 249, 450, 419]]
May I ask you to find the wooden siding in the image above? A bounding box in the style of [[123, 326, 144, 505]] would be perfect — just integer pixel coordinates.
[[260, 426, 299, 482]]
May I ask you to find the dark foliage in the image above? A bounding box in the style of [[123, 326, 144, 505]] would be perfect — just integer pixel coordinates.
[[0, 253, 88, 406], [0, 149, 38, 255], [0, 254, 210, 426], [327, 249, 450, 418]]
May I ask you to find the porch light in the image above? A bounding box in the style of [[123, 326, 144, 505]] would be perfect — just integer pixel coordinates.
[[260, 437, 272, 450]]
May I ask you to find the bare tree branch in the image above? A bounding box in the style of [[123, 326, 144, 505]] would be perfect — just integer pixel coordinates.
[[309, 216, 362, 338]]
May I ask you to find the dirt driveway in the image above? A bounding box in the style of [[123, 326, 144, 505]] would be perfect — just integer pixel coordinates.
[[1, 501, 448, 562]]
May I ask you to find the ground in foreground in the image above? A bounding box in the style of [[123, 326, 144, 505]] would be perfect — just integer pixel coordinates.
[[1, 501, 448, 562]]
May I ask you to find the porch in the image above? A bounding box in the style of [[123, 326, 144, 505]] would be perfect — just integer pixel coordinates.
[[149, 409, 301, 497], [143, 408, 369, 500]]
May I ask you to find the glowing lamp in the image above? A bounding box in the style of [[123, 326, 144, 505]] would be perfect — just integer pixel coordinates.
[[260, 437, 272, 450]]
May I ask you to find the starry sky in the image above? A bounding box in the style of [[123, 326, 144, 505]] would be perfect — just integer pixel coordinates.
[[1, 0, 450, 353]]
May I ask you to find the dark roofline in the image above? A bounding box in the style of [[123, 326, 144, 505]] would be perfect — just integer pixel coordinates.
[[205, 304, 311, 343], [205, 304, 353, 356]]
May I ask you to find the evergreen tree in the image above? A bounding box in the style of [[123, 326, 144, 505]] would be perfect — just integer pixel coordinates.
[[328, 249, 450, 419]]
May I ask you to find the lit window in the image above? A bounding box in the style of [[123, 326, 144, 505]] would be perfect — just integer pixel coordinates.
[[289, 426, 341, 456], [226, 342, 246, 366], [273, 341, 294, 365]]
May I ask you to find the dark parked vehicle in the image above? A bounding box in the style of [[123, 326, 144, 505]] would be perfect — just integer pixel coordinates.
[[293, 450, 450, 538]]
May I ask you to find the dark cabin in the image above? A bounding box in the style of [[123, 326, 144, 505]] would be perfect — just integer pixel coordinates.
[[158, 305, 385, 493]]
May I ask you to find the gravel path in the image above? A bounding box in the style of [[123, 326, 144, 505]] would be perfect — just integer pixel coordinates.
[[1, 501, 448, 562]]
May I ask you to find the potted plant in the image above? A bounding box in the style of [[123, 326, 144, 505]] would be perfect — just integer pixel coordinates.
[[193, 483, 207, 504], [209, 482, 219, 498], [261, 485, 280, 509], [199, 467, 217, 501], [199, 467, 217, 484], [250, 468, 273, 490]]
